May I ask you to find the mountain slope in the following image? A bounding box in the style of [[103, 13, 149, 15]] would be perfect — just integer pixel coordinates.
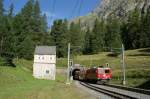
[[94, 0, 150, 19], [72, 0, 150, 29]]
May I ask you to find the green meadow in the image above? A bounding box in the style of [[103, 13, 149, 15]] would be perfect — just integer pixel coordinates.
[[0, 60, 87, 99], [0, 48, 150, 99], [58, 48, 150, 89]]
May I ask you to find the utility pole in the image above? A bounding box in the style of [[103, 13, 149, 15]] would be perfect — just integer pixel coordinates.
[[121, 44, 126, 85], [66, 43, 70, 85]]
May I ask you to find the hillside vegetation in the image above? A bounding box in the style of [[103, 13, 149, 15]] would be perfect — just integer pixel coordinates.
[[0, 48, 149, 99], [0, 61, 89, 99], [57, 48, 150, 89]]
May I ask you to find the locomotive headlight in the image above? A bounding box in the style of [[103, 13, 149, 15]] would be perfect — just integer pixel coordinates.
[[103, 74, 106, 77]]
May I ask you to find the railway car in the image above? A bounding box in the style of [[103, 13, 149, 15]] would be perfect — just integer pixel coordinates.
[[78, 66, 112, 84]]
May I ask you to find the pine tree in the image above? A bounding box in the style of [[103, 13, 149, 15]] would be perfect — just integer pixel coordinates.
[[0, 0, 4, 16], [90, 19, 105, 53], [140, 7, 150, 47], [105, 17, 122, 49], [127, 9, 141, 49], [33, 0, 42, 33], [0, 0, 4, 55], [69, 22, 82, 55], [60, 19, 69, 57], [8, 3, 14, 17], [120, 21, 132, 49], [83, 27, 92, 54], [19, 36, 34, 60], [91, 19, 100, 53], [41, 13, 48, 33], [51, 19, 68, 57]]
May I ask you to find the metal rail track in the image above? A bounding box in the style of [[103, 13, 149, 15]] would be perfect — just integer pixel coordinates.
[[104, 84, 150, 95], [80, 82, 150, 99], [80, 82, 137, 99]]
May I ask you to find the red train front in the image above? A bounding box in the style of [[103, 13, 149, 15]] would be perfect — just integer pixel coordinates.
[[77, 66, 112, 84], [96, 67, 112, 83]]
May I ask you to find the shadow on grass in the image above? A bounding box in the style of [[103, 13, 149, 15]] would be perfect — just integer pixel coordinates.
[[107, 53, 119, 57], [136, 79, 150, 90], [139, 48, 150, 53], [128, 54, 150, 56]]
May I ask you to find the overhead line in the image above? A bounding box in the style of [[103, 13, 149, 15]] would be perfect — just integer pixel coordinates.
[[69, 0, 80, 19], [50, 0, 56, 22], [91, 0, 101, 13], [77, 0, 84, 16]]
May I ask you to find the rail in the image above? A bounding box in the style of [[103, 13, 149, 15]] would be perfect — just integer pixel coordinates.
[[80, 82, 150, 99], [104, 84, 150, 95]]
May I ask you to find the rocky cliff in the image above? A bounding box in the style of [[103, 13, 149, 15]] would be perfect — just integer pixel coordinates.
[[94, 0, 150, 19], [72, 0, 150, 29]]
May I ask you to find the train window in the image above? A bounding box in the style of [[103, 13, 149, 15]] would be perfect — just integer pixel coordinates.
[[98, 69, 104, 74], [105, 70, 110, 73]]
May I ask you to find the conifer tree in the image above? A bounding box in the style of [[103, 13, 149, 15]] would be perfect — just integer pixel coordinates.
[[90, 19, 105, 53], [69, 22, 82, 55], [33, 0, 42, 33], [83, 27, 92, 54], [51, 19, 68, 57], [105, 17, 122, 49], [127, 9, 141, 49], [41, 13, 48, 33], [0, 0, 4, 16], [140, 7, 150, 47]]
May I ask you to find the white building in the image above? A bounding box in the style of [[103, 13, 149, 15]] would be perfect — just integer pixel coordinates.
[[33, 46, 56, 80]]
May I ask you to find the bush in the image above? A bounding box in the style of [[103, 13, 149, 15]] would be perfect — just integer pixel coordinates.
[[0, 53, 16, 67]]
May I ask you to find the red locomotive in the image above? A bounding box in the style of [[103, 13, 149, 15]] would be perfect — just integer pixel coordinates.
[[74, 65, 112, 84]]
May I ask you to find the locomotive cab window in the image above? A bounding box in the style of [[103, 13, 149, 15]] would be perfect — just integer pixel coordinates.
[[105, 69, 110, 73], [98, 69, 104, 74]]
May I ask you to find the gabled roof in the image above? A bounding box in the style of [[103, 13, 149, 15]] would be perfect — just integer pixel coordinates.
[[35, 46, 56, 55]]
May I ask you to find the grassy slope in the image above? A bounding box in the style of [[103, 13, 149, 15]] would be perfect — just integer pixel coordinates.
[[0, 60, 88, 99], [0, 48, 149, 99], [57, 48, 150, 89]]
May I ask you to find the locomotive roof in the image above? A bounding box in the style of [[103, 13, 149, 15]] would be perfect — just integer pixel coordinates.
[[88, 67, 111, 69], [98, 67, 111, 69]]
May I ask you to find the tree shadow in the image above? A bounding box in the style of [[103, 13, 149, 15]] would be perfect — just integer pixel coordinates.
[[128, 54, 150, 56], [138, 48, 150, 53], [128, 48, 150, 56], [136, 79, 150, 90]]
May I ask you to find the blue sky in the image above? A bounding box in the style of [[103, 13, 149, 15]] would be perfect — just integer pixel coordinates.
[[4, 0, 100, 27]]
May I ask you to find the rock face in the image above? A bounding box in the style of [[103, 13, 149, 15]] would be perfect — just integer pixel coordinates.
[[72, 0, 150, 29], [94, 0, 150, 19]]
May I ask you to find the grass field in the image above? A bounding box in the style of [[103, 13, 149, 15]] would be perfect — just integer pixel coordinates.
[[0, 48, 149, 99], [0, 60, 89, 99], [57, 48, 150, 89]]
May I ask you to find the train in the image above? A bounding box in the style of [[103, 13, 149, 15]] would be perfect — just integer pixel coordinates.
[[73, 66, 112, 84]]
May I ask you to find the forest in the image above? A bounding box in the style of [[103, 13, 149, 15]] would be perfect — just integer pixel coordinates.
[[0, 0, 149, 66]]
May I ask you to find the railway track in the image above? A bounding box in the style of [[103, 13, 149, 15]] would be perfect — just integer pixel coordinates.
[[104, 84, 150, 95], [80, 82, 150, 99]]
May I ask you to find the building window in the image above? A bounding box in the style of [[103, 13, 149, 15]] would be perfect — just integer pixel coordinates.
[[42, 56, 44, 60], [50, 57, 52, 60], [46, 70, 49, 74]]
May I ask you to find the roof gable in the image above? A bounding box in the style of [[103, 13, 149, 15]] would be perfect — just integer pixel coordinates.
[[35, 46, 56, 55]]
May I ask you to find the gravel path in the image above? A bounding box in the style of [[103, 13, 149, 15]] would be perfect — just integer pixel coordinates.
[[74, 81, 100, 99]]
